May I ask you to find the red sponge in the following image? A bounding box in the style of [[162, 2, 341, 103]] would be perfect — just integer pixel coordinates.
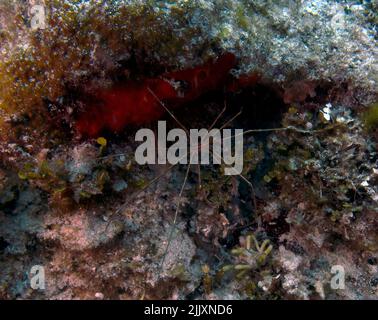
[[76, 53, 237, 137]]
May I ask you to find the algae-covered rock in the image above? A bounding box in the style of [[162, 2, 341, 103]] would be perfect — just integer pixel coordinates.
[[0, 0, 376, 125], [0, 0, 377, 301]]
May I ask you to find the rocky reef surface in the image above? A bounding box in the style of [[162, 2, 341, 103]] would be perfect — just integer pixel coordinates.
[[0, 0, 377, 299]]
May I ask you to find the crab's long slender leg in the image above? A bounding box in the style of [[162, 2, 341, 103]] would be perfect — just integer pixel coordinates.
[[158, 155, 193, 278], [196, 101, 227, 190], [218, 108, 243, 131], [195, 101, 228, 190], [147, 87, 189, 135], [146, 87, 195, 278], [209, 101, 227, 131], [210, 149, 258, 213], [147, 88, 232, 277]]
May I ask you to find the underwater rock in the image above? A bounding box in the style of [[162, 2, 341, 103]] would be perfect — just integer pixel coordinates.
[[0, 0, 377, 301]]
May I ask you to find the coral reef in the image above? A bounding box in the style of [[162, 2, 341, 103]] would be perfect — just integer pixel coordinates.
[[0, 0, 377, 300]]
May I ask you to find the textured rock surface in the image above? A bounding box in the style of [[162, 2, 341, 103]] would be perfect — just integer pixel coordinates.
[[0, 0, 377, 300]]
